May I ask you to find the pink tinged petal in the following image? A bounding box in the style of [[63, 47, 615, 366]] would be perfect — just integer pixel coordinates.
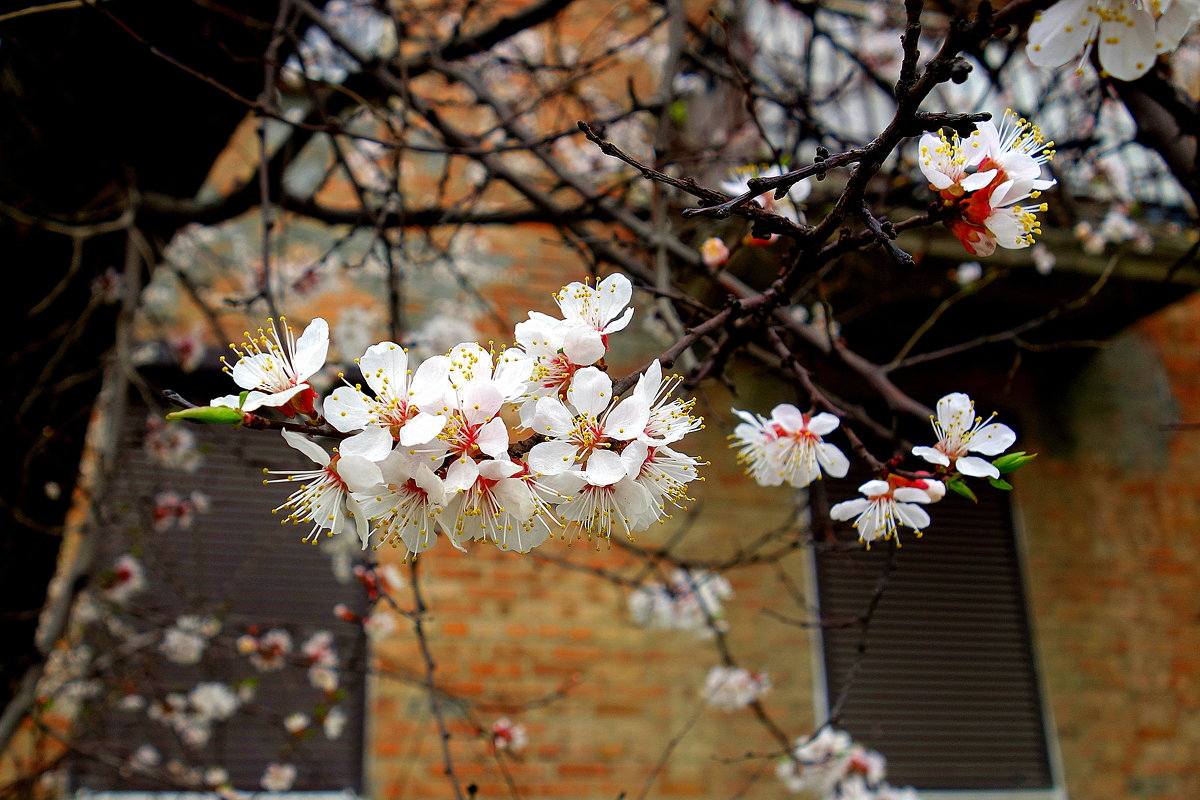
[[605, 397, 650, 441], [292, 318, 330, 381], [359, 341, 408, 397], [566, 367, 613, 418], [324, 387, 374, 432], [815, 443, 850, 478], [857, 479, 891, 497], [892, 501, 930, 530], [961, 168, 998, 192], [912, 445, 951, 467], [806, 412, 841, 436], [602, 306, 635, 334], [461, 384, 503, 426], [444, 456, 480, 492], [532, 396, 575, 437], [1098, 11, 1158, 80], [830, 498, 871, 521], [581, 449, 627, 486], [956, 456, 1001, 478], [282, 430, 330, 466], [340, 426, 394, 462], [894, 487, 934, 504], [968, 422, 1017, 455], [562, 325, 606, 366], [1026, 0, 1096, 68], [770, 403, 806, 431], [528, 440, 580, 475], [398, 412, 446, 447], [335, 455, 384, 495], [475, 418, 510, 458], [1157, 0, 1200, 52]]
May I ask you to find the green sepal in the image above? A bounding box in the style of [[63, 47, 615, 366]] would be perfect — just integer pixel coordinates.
[[165, 406, 246, 425], [988, 476, 1014, 490], [992, 451, 1037, 474], [946, 477, 978, 503]]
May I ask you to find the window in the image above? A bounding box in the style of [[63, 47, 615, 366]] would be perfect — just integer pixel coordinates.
[[811, 481, 1065, 797], [68, 383, 367, 796]]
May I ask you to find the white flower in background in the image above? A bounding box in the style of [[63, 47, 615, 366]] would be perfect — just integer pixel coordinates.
[[323, 706, 348, 739], [325, 342, 450, 461], [152, 490, 209, 532], [521, 273, 635, 365], [1026, 0, 1200, 81], [628, 569, 733, 635], [721, 163, 811, 225], [954, 261, 983, 285], [266, 430, 383, 546], [127, 744, 161, 773], [143, 415, 203, 472], [702, 666, 771, 710], [284, 712, 311, 735], [188, 682, 239, 722], [911, 393, 1016, 478], [700, 236, 730, 269], [491, 718, 529, 754], [260, 762, 298, 792], [160, 615, 220, 665], [730, 404, 849, 488], [830, 477, 942, 546], [213, 317, 329, 418], [363, 608, 397, 640], [1031, 244, 1056, 275], [99, 554, 146, 604], [240, 628, 294, 672]]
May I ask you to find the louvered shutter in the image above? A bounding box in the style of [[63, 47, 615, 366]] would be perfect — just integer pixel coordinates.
[[70, 389, 367, 793], [814, 483, 1055, 790]]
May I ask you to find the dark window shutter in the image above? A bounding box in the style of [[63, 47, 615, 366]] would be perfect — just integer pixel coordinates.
[[814, 482, 1055, 790], [70, 388, 367, 793]]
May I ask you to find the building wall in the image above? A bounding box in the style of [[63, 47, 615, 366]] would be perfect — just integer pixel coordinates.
[[1018, 293, 1200, 800]]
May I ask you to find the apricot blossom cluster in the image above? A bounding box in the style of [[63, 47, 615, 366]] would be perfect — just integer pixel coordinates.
[[919, 110, 1056, 257], [186, 274, 704, 557]]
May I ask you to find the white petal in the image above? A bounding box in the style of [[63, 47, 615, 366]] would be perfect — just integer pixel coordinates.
[[335, 455, 384, 494], [815, 442, 850, 478], [1098, 11, 1158, 80], [531, 396, 575, 437], [807, 412, 840, 436], [912, 445, 951, 467], [604, 397, 650, 441], [409, 355, 451, 406], [892, 502, 930, 530], [282, 430, 329, 466], [602, 306, 635, 334], [565, 367, 613, 418], [956, 456, 1001, 478], [358, 341, 408, 398], [894, 487, 933, 504], [1026, 0, 1096, 68], [292, 318, 330, 381], [582, 449, 627, 486], [596, 273, 633, 322], [1157, 0, 1200, 52], [528, 440, 580, 475], [961, 168, 997, 192], [324, 387, 374, 432], [475, 418, 510, 458], [398, 412, 447, 447], [770, 404, 805, 431], [857, 479, 890, 496], [444, 456, 480, 492], [339, 426, 393, 461], [968, 422, 1017, 455], [562, 325, 606, 366], [830, 498, 870, 521]]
